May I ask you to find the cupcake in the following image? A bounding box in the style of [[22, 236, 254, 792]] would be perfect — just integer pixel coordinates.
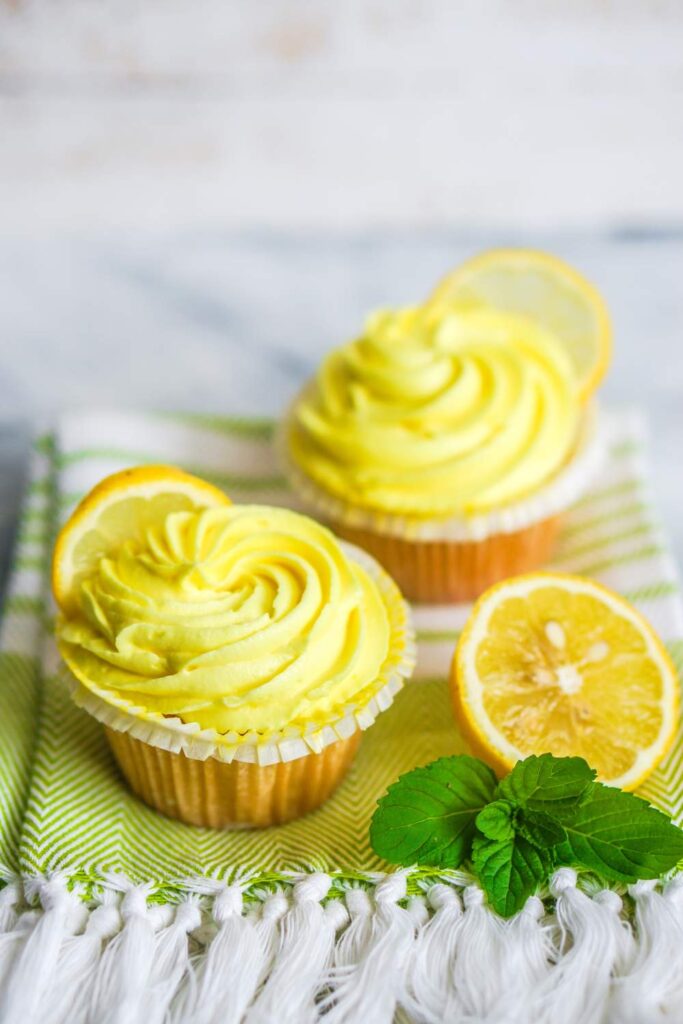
[[53, 467, 414, 828], [281, 249, 610, 603]]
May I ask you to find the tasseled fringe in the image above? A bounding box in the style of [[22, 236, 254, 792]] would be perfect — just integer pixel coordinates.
[[89, 878, 161, 1024], [330, 885, 374, 973], [251, 889, 290, 988], [246, 872, 339, 1024], [319, 871, 421, 1023], [533, 867, 634, 1024], [0, 879, 25, 993], [0, 914, 40, 995], [485, 893, 557, 1024], [138, 896, 202, 1024], [176, 882, 264, 1024], [1, 867, 683, 1024], [607, 875, 683, 1021], [403, 882, 465, 1022], [449, 883, 508, 1018], [0, 873, 87, 1024], [0, 879, 22, 934], [42, 888, 121, 1024]]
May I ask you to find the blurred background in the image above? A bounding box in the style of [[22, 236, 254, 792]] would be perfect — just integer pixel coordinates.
[[0, 0, 682, 582]]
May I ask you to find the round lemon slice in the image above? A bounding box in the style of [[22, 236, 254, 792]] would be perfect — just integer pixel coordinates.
[[52, 465, 231, 613], [451, 572, 678, 790], [430, 248, 612, 401]]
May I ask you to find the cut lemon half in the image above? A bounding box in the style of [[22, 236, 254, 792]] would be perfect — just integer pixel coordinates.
[[451, 572, 678, 790], [430, 248, 612, 401], [52, 465, 230, 613]]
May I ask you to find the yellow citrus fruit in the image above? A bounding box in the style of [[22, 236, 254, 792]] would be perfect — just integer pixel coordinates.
[[451, 572, 678, 790], [430, 248, 612, 401], [52, 465, 230, 613]]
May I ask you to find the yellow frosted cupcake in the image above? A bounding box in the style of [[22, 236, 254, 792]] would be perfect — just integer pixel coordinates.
[[53, 467, 414, 828], [281, 249, 610, 603]]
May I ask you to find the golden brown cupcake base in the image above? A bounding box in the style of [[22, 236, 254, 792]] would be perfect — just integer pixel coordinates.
[[105, 727, 361, 829], [335, 516, 561, 604]]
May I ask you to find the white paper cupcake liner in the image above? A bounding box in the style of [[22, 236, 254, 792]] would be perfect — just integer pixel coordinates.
[[277, 403, 608, 543], [61, 542, 416, 766]]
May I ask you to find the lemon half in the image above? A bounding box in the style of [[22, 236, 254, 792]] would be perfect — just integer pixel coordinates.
[[451, 572, 678, 790]]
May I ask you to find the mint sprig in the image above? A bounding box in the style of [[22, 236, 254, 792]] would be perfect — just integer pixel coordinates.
[[472, 832, 554, 918], [555, 782, 683, 882], [370, 752, 683, 917], [369, 755, 497, 869], [498, 754, 595, 814]]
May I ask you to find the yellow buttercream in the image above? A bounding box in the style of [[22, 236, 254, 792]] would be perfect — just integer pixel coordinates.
[[287, 304, 582, 517], [57, 505, 391, 732]]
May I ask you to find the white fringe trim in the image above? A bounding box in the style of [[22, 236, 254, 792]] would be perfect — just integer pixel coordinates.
[[1, 868, 683, 1024]]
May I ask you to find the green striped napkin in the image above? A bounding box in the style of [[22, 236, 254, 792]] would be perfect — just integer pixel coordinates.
[[2, 407, 683, 1024], [1, 408, 681, 887]]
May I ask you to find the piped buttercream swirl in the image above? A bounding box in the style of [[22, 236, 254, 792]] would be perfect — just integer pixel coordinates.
[[57, 505, 392, 732], [287, 304, 582, 517]]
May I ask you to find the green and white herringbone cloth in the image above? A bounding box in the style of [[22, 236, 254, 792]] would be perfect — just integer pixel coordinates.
[[1, 407, 682, 887], [3, 408, 683, 1024]]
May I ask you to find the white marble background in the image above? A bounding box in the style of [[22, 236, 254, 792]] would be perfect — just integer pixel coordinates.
[[1, 1, 683, 231], [0, 1, 682, 590]]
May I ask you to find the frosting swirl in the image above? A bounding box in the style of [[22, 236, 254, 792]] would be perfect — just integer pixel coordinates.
[[57, 505, 391, 732], [287, 304, 581, 517]]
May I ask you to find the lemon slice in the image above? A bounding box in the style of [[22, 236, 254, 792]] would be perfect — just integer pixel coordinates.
[[451, 572, 678, 790], [430, 248, 612, 401], [52, 465, 230, 613]]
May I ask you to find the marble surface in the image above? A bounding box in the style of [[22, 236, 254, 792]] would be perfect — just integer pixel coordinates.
[[0, 229, 682, 598], [1, 2, 682, 233]]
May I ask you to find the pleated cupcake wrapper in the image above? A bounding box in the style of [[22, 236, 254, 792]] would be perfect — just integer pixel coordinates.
[[105, 726, 362, 828], [59, 541, 416, 767], [336, 516, 561, 604], [278, 402, 607, 542]]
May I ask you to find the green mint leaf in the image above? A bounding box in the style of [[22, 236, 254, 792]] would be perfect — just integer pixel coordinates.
[[370, 755, 498, 869], [518, 809, 566, 848], [476, 800, 516, 842], [473, 832, 552, 918], [554, 782, 683, 882], [498, 753, 596, 817]]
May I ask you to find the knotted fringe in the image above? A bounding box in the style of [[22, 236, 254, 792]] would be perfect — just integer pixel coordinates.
[[42, 888, 121, 1024], [1, 868, 683, 1024], [246, 872, 339, 1024], [608, 875, 683, 1021], [0, 879, 34, 994], [330, 886, 374, 970], [533, 867, 634, 1024], [456, 884, 517, 1017], [0, 911, 41, 994], [251, 889, 290, 986], [320, 871, 421, 1023], [143, 897, 202, 1024], [89, 878, 161, 1024], [403, 882, 464, 1022], [0, 879, 21, 934], [0, 873, 87, 1024], [176, 882, 264, 1024], [487, 893, 556, 1024]]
